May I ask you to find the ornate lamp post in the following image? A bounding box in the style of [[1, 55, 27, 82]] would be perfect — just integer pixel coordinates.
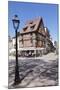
[[12, 15, 20, 85]]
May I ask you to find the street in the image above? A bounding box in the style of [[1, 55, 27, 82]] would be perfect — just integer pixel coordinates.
[[8, 53, 58, 88]]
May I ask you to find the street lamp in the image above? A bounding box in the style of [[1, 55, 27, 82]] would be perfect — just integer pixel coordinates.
[[12, 15, 20, 85]]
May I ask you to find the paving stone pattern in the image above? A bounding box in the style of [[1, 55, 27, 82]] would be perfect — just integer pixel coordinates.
[[8, 57, 58, 88]]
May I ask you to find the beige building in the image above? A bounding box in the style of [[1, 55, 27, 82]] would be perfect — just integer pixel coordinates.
[[9, 17, 55, 57], [8, 36, 13, 54]]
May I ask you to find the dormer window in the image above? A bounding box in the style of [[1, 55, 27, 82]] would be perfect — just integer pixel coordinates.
[[30, 24, 35, 30], [23, 26, 28, 31]]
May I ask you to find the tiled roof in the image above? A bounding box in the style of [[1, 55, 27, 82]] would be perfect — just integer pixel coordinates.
[[20, 17, 44, 34]]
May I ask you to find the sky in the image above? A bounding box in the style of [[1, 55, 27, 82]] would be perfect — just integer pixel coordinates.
[[8, 1, 58, 41]]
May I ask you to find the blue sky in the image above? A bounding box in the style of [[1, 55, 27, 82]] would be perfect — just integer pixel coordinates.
[[8, 1, 58, 41]]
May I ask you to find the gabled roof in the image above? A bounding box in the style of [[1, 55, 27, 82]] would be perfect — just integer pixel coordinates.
[[20, 17, 44, 34]]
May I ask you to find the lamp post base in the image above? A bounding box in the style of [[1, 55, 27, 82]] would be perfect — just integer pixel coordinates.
[[14, 79, 21, 85], [13, 66, 21, 85]]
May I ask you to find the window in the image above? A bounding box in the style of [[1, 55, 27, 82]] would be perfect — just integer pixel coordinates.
[[21, 36, 23, 44], [23, 26, 28, 31], [19, 36, 23, 45], [39, 41, 43, 47], [31, 38, 33, 43], [30, 33, 33, 43], [30, 25, 35, 30], [19, 39, 23, 44]]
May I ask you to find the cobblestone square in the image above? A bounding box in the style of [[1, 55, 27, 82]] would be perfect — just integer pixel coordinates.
[[8, 53, 58, 88]]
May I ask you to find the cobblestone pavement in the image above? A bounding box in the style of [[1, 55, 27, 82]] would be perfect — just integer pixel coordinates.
[[8, 56, 58, 88]]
